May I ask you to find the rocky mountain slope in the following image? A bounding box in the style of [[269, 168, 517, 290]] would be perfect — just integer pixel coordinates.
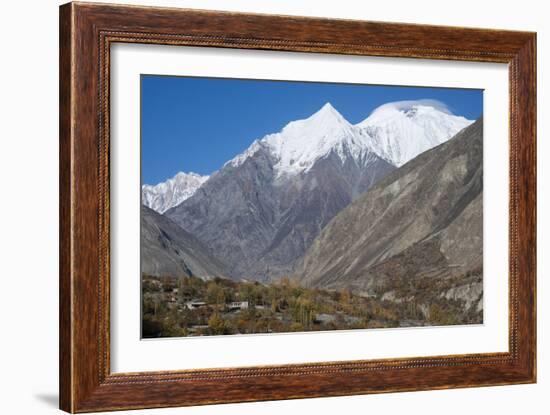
[[141, 205, 228, 279], [142, 172, 208, 214], [298, 118, 483, 315]]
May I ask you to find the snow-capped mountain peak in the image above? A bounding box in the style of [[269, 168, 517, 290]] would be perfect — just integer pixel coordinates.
[[303, 102, 347, 123], [229, 102, 374, 177], [142, 172, 209, 213], [357, 100, 474, 167], [279, 102, 351, 137]]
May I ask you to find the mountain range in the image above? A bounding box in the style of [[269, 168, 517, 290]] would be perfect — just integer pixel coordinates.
[[143, 101, 472, 215], [142, 101, 474, 282]]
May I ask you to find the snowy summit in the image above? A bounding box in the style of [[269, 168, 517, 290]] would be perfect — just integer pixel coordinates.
[[258, 102, 374, 177], [357, 100, 473, 166], [228, 103, 378, 177]]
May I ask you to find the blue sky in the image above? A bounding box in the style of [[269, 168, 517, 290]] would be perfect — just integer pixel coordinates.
[[141, 75, 483, 185]]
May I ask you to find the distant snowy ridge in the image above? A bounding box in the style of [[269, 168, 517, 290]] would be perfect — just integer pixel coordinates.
[[142, 172, 209, 213], [228, 100, 474, 174]]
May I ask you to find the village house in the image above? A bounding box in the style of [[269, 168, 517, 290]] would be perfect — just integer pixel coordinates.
[[184, 300, 208, 310], [225, 301, 249, 311]]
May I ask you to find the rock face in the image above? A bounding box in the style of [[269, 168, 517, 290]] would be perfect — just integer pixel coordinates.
[[166, 104, 394, 281], [298, 119, 483, 313], [141, 205, 228, 279], [142, 172, 209, 214]]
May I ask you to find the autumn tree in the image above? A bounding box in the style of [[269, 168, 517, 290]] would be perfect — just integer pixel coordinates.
[[208, 312, 229, 335], [206, 282, 226, 308]]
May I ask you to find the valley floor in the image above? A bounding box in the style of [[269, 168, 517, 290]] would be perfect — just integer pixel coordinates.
[[142, 273, 482, 338]]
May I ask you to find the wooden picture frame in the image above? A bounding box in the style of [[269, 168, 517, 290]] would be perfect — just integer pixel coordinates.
[[59, 2, 536, 412]]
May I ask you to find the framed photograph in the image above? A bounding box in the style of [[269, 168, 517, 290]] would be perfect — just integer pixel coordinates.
[[59, 2, 536, 412]]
